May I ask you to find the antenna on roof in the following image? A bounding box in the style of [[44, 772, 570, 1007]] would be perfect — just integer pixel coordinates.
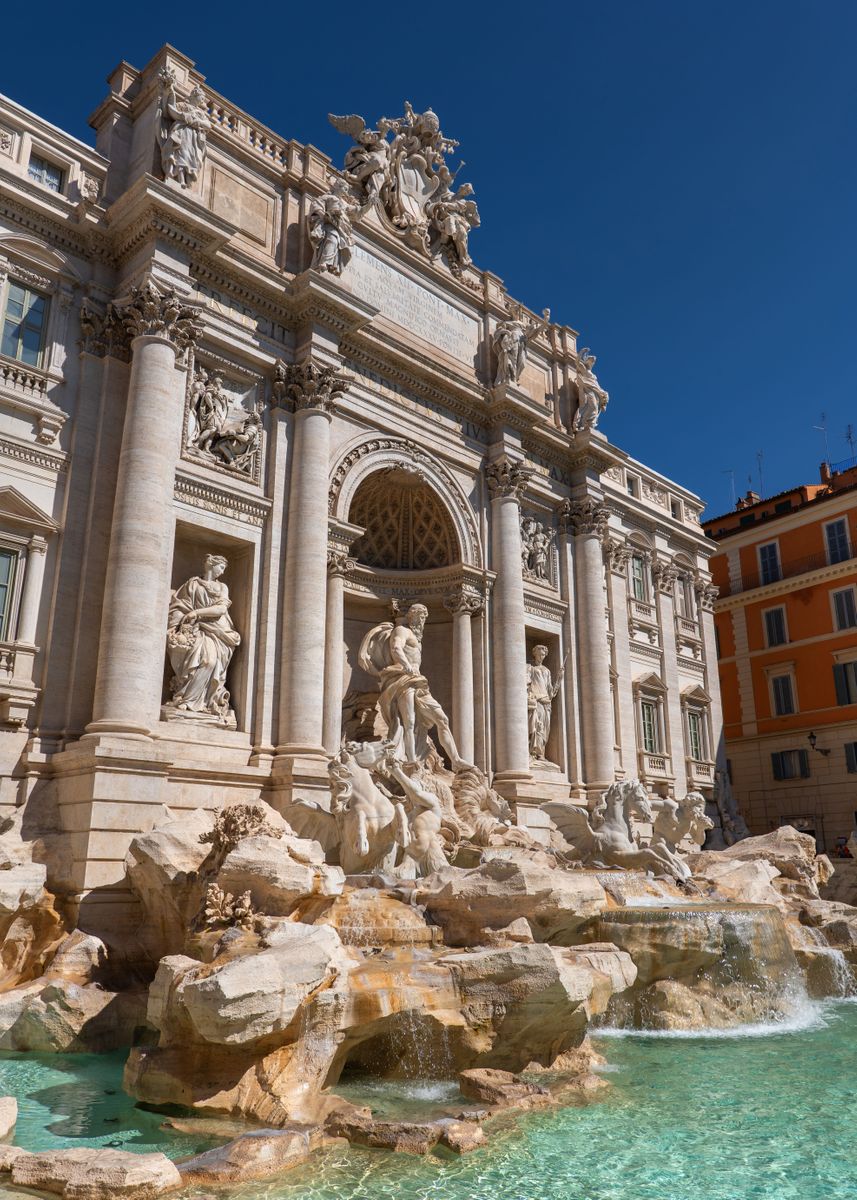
[[846, 423, 856, 458], [722, 468, 736, 508], [756, 450, 765, 497], [813, 412, 830, 466]]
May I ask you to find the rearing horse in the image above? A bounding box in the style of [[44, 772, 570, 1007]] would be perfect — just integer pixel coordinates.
[[544, 779, 689, 880]]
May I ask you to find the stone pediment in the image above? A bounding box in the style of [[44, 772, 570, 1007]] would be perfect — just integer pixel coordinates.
[[0, 486, 58, 532]]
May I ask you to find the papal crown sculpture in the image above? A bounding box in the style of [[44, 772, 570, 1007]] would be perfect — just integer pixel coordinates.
[[328, 104, 480, 276]]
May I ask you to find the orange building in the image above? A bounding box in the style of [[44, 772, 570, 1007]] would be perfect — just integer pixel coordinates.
[[704, 460, 857, 852]]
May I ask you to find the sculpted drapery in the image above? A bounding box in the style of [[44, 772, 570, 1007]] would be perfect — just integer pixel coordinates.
[[165, 555, 240, 727]]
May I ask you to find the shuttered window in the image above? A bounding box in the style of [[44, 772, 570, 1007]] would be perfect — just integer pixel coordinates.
[[833, 589, 857, 631], [825, 519, 850, 565], [764, 607, 787, 646], [845, 743, 857, 775], [833, 662, 857, 706], [771, 674, 795, 716], [771, 750, 810, 780]]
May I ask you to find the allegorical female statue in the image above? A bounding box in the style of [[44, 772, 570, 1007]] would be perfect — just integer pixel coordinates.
[[307, 178, 360, 275], [527, 644, 564, 761], [164, 555, 240, 727], [158, 68, 211, 189]]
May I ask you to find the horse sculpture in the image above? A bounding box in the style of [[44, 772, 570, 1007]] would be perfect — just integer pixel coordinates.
[[286, 742, 410, 875], [543, 779, 690, 880]]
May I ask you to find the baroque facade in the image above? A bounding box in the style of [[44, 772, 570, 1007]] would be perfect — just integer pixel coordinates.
[[0, 47, 726, 928]]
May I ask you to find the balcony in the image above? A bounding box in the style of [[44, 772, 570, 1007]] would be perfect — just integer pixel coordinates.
[[0, 641, 38, 726], [686, 757, 715, 787], [723, 549, 856, 597], [638, 750, 673, 780], [675, 615, 700, 638]]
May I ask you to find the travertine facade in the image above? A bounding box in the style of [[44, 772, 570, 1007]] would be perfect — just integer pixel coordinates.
[[0, 46, 723, 929]]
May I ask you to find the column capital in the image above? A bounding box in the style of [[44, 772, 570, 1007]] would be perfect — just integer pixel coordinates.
[[274, 358, 351, 415], [443, 583, 484, 616], [485, 456, 532, 500], [27, 534, 48, 555], [604, 536, 632, 574], [558, 496, 609, 540], [694, 579, 720, 611], [79, 302, 131, 361], [652, 558, 681, 594], [327, 548, 356, 577], [113, 280, 203, 364]]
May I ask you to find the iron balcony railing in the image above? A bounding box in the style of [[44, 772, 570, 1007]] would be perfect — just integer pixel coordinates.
[[724, 549, 856, 596]]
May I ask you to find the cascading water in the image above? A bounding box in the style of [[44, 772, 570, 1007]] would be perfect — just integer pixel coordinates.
[[591, 903, 817, 1032]]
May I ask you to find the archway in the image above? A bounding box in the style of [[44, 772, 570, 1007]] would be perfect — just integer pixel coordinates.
[[348, 466, 460, 571]]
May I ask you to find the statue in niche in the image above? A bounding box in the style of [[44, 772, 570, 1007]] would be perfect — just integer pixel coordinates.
[[186, 368, 261, 476], [359, 602, 471, 772], [521, 516, 553, 582], [307, 178, 361, 275], [572, 348, 609, 432], [164, 554, 240, 728], [493, 306, 551, 387], [158, 68, 210, 189], [527, 645, 565, 762]]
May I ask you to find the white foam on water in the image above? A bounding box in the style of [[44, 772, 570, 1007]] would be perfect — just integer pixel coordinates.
[[593, 996, 838, 1041]]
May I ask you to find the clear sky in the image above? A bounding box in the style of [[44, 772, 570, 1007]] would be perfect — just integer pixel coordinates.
[[4, 2, 855, 517]]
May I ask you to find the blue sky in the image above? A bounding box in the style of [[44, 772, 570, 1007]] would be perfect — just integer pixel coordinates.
[[4, 2, 855, 517]]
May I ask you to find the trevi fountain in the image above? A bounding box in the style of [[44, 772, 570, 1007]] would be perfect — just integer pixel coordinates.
[[0, 44, 853, 1200]]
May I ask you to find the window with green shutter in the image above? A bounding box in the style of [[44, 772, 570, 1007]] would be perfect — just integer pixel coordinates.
[[0, 548, 18, 641], [834, 662, 857, 706], [1, 282, 49, 367]]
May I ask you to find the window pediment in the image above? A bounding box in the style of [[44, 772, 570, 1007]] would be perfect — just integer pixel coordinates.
[[0, 486, 57, 533]]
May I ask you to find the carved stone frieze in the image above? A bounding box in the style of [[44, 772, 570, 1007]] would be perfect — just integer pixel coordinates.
[[485, 457, 532, 500], [520, 513, 555, 586], [184, 362, 262, 482], [114, 281, 203, 361], [174, 475, 270, 526], [277, 360, 351, 414], [558, 497, 609, 540]]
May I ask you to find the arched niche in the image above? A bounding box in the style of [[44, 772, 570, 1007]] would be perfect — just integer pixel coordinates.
[[329, 437, 482, 569]]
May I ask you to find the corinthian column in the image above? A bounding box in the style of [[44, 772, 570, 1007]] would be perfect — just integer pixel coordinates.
[[276, 361, 350, 757], [87, 282, 202, 737], [443, 584, 484, 765], [486, 457, 533, 783], [322, 544, 357, 753], [562, 497, 614, 797]]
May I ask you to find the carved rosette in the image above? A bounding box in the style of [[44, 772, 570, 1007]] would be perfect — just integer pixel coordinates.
[[278, 360, 351, 415], [558, 497, 609, 541], [443, 584, 484, 616], [327, 548, 357, 577], [485, 458, 532, 501], [694, 581, 719, 611], [652, 559, 681, 595], [114, 281, 203, 363], [605, 537, 633, 574]]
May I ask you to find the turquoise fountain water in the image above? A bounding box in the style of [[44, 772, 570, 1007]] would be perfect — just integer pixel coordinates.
[[2, 1001, 857, 1199]]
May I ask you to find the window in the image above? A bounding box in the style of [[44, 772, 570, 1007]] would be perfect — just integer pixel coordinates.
[[758, 542, 781, 585], [771, 674, 795, 716], [0, 548, 18, 641], [714, 624, 721, 659], [764, 606, 788, 647], [626, 475, 639, 498], [670, 498, 682, 520], [630, 554, 647, 601], [687, 711, 704, 760], [833, 661, 857, 706], [771, 749, 810, 780], [27, 154, 64, 193], [825, 518, 850, 565], [845, 743, 857, 775], [641, 700, 660, 753], [832, 588, 857, 631], [1, 282, 49, 367]]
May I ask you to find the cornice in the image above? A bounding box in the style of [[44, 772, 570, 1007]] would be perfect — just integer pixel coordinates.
[[0, 433, 68, 474], [173, 472, 271, 525], [714, 558, 857, 613]]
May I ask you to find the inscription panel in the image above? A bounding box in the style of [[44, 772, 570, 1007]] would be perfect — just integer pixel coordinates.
[[350, 246, 479, 364]]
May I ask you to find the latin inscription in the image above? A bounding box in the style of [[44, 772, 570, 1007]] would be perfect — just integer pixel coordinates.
[[350, 246, 479, 364]]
